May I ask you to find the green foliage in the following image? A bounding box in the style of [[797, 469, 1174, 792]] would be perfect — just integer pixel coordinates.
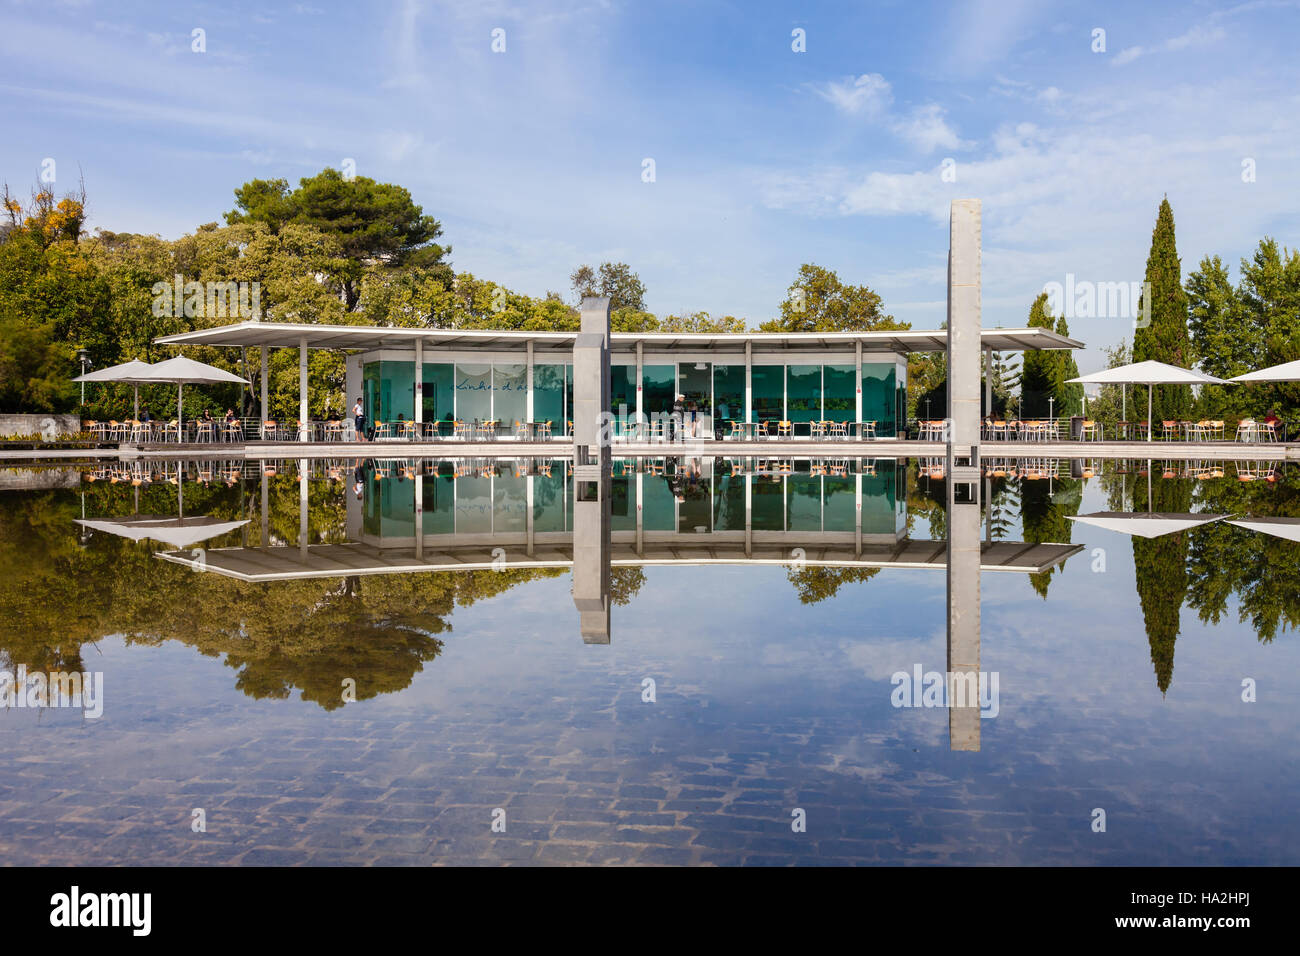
[[761, 263, 906, 333], [1133, 198, 1193, 421], [569, 262, 647, 312]]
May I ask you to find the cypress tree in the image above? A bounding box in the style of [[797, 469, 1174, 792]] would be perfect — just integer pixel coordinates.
[[1133, 198, 1192, 420], [1020, 292, 1055, 416]]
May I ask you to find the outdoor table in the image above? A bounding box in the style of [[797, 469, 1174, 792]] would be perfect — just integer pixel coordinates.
[[728, 421, 759, 441]]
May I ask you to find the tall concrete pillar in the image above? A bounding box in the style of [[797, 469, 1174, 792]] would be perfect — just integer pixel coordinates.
[[946, 199, 983, 752], [526, 340, 534, 430], [415, 338, 424, 431], [947, 199, 982, 456], [260, 345, 269, 436], [298, 337, 309, 441], [571, 297, 612, 643]]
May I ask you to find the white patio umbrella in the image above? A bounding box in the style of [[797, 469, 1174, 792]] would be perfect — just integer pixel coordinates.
[[1068, 360, 1230, 441], [1228, 517, 1300, 541], [71, 358, 155, 418], [134, 355, 249, 439], [1228, 360, 1300, 383], [74, 515, 249, 550], [1069, 512, 1231, 538]]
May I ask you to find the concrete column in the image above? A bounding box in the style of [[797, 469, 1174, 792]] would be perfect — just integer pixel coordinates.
[[260, 345, 269, 435], [415, 339, 424, 431], [298, 337, 308, 442], [984, 347, 993, 417], [572, 297, 612, 643], [526, 340, 534, 431], [947, 199, 982, 456], [635, 340, 643, 432], [744, 341, 752, 422], [855, 340, 863, 425]]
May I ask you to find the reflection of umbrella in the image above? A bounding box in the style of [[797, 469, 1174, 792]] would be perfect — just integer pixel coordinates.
[[134, 356, 249, 437], [1229, 360, 1300, 383], [1228, 517, 1300, 541], [74, 516, 248, 550], [72, 359, 155, 418], [1069, 512, 1231, 538], [1068, 360, 1230, 441]]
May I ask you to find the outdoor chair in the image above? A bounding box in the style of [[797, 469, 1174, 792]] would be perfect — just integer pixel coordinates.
[[262, 420, 278, 440], [1160, 420, 1180, 440], [1080, 420, 1101, 441], [777, 420, 793, 438]]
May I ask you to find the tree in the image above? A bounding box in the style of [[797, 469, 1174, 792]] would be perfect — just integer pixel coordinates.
[[226, 168, 450, 310], [760, 264, 906, 333], [1020, 292, 1058, 416], [569, 261, 647, 312], [1133, 198, 1192, 421]]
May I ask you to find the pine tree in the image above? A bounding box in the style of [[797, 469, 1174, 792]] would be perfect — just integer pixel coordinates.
[[1020, 292, 1056, 416], [1133, 198, 1192, 421], [1056, 314, 1084, 415]]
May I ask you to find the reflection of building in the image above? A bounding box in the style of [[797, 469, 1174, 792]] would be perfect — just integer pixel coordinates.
[[156, 458, 1082, 579]]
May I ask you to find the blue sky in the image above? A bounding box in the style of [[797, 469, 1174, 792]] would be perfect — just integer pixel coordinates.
[[3, 0, 1299, 369]]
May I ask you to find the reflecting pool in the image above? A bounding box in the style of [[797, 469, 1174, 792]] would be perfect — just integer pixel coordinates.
[[0, 455, 1296, 864]]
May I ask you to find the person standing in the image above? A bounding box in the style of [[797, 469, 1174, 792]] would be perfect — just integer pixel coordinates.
[[352, 396, 367, 442], [671, 394, 686, 443]]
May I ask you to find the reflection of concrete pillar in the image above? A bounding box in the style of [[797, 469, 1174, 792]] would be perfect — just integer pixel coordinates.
[[260, 345, 269, 430], [299, 458, 309, 559], [572, 297, 612, 643], [744, 471, 752, 557], [946, 199, 983, 752], [526, 473, 534, 556], [414, 471, 423, 560], [261, 469, 269, 546]]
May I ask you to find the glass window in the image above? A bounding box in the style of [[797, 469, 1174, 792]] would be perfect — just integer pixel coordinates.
[[533, 363, 565, 431], [824, 364, 855, 424], [642, 364, 675, 423], [787, 365, 821, 429], [641, 473, 676, 531], [751, 365, 784, 424], [611, 364, 637, 435], [862, 362, 898, 437], [423, 363, 454, 435], [862, 463, 897, 534], [455, 363, 492, 424], [494, 363, 527, 427], [714, 365, 745, 427], [611, 475, 636, 531]]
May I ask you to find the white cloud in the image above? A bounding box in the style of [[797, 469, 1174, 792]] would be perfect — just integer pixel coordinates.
[[892, 103, 970, 153], [815, 73, 893, 117]]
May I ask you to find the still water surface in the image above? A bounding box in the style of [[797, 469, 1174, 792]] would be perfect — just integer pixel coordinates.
[[0, 455, 1296, 864]]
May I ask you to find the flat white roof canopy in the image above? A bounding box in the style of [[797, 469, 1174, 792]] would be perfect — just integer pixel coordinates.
[[155, 320, 1083, 354]]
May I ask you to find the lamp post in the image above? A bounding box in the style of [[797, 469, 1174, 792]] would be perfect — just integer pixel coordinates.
[[77, 349, 90, 408]]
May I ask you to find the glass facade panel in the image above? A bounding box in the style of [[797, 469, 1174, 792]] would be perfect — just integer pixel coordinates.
[[751, 476, 785, 530], [862, 362, 898, 437], [642, 364, 675, 423], [714, 365, 745, 428], [611, 474, 636, 531], [751, 365, 784, 425], [787, 365, 821, 429], [678, 363, 712, 437], [641, 474, 676, 531], [455, 363, 492, 424], [532, 463, 567, 531], [611, 364, 636, 436], [533, 363, 565, 432], [862, 461, 897, 533], [493, 364, 527, 428], [455, 475, 492, 533], [423, 363, 454, 435], [423, 470, 455, 534], [824, 364, 855, 424]]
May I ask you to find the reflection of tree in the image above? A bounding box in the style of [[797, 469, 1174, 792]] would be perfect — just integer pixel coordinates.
[[785, 566, 881, 604], [1131, 474, 1193, 694], [1186, 468, 1300, 642], [0, 483, 559, 709], [1021, 477, 1080, 599]]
